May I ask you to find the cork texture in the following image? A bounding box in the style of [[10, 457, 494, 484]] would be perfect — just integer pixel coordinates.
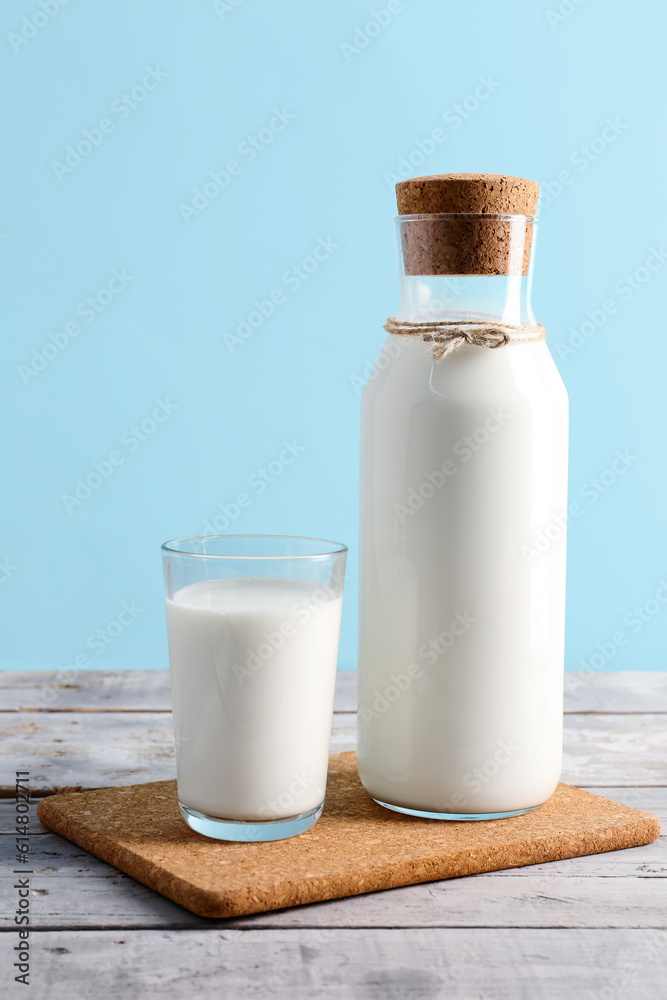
[[395, 173, 539, 276], [36, 751, 660, 920]]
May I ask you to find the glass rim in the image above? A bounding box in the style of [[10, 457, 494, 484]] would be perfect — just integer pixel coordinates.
[[396, 212, 537, 223], [161, 533, 348, 561]]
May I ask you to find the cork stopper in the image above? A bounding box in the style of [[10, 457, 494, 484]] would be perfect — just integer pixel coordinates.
[[396, 173, 540, 277]]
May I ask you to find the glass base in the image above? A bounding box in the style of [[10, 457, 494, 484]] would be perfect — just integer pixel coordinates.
[[179, 801, 323, 842], [373, 798, 542, 821]]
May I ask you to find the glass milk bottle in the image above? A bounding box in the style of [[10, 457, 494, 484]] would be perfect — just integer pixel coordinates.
[[357, 173, 568, 819]]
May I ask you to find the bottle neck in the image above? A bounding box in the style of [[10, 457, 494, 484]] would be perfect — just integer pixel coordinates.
[[396, 273, 536, 326], [395, 213, 538, 327]]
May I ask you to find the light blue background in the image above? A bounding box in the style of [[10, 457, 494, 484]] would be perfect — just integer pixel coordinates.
[[1, 0, 666, 673]]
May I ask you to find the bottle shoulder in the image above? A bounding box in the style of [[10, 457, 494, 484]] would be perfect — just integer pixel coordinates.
[[361, 335, 568, 410]]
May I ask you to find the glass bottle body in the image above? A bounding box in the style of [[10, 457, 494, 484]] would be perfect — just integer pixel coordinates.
[[357, 216, 568, 818]]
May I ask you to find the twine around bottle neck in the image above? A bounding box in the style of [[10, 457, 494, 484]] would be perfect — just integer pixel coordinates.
[[383, 317, 546, 360]]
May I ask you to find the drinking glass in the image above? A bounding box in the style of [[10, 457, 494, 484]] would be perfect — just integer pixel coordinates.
[[162, 534, 347, 842]]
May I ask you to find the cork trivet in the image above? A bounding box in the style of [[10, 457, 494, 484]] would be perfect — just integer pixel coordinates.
[[36, 751, 660, 919], [396, 173, 540, 277]]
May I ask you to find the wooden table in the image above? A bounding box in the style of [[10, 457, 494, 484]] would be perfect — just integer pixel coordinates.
[[2, 670, 666, 998]]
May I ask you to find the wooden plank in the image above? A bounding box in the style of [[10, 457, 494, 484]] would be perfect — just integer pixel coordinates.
[[333, 669, 356, 712], [563, 670, 667, 713], [0, 798, 46, 835], [562, 714, 667, 786], [0, 669, 358, 714], [0, 713, 357, 796], [9, 929, 667, 998], [4, 869, 667, 931], [2, 669, 666, 714], [2, 711, 666, 796], [0, 670, 172, 712], [0, 712, 179, 796]]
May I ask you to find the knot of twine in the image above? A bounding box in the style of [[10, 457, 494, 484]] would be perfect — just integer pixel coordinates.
[[384, 317, 546, 360]]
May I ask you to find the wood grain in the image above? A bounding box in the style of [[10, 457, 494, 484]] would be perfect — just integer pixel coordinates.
[[3, 710, 666, 796], [12, 928, 667, 999], [2, 668, 666, 998], [2, 669, 666, 713], [0, 669, 357, 713], [0, 828, 665, 931]]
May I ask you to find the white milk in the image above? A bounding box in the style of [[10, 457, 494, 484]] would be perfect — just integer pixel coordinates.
[[166, 578, 342, 822], [358, 336, 568, 815]]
